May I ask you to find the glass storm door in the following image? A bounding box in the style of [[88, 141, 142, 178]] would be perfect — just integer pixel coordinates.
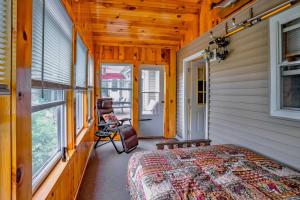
[[139, 66, 164, 137]]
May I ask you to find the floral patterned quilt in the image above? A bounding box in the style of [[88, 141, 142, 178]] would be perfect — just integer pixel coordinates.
[[128, 144, 300, 200]]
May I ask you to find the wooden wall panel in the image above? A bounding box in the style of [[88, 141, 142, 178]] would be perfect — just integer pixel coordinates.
[[0, 96, 11, 200], [11, 0, 33, 199], [95, 45, 177, 138]]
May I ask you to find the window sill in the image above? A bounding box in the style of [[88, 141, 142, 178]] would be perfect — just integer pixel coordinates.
[[76, 119, 95, 146], [270, 109, 300, 121], [32, 149, 75, 200]]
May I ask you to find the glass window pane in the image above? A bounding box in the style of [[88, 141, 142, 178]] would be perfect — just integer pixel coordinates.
[[101, 65, 132, 89], [141, 69, 160, 92], [142, 92, 160, 115], [88, 90, 92, 120], [282, 17, 300, 62], [76, 91, 84, 133], [32, 89, 64, 106], [101, 64, 132, 119], [281, 65, 300, 109], [32, 105, 62, 178]]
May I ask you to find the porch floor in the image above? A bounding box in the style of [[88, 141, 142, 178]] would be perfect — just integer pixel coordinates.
[[76, 139, 173, 200]]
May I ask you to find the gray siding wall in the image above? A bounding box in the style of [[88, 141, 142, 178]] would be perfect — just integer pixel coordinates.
[[177, 0, 300, 170]]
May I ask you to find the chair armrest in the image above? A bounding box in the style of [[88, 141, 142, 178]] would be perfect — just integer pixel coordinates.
[[119, 118, 131, 122], [156, 139, 211, 150], [98, 122, 117, 127]]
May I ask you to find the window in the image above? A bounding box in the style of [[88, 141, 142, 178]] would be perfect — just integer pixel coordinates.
[[76, 90, 84, 132], [75, 34, 87, 133], [0, 0, 11, 95], [31, 0, 72, 190], [88, 55, 94, 121], [270, 4, 300, 120], [31, 89, 66, 186], [101, 64, 132, 119]]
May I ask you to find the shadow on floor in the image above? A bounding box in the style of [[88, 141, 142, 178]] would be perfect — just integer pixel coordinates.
[[76, 139, 172, 200]]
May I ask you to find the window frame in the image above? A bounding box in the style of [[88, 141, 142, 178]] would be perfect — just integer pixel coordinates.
[[31, 89, 67, 191], [75, 90, 84, 134], [100, 64, 133, 119], [87, 88, 93, 122], [269, 4, 300, 121]]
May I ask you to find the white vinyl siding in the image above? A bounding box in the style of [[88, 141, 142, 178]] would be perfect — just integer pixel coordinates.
[[208, 21, 300, 170], [177, 0, 300, 170]]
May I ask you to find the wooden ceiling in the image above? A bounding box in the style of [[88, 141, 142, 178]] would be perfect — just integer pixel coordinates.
[[66, 0, 255, 50], [67, 0, 217, 49]]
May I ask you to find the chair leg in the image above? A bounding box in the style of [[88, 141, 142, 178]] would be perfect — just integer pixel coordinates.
[[109, 135, 124, 154], [94, 136, 102, 149]]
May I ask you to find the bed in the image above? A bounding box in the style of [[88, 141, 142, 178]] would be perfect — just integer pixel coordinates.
[[128, 144, 300, 200]]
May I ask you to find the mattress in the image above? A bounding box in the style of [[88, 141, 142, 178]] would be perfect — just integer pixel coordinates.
[[128, 144, 300, 200]]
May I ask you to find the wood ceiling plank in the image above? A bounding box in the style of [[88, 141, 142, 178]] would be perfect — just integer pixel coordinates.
[[76, 1, 200, 14], [73, 6, 197, 22], [85, 18, 189, 30], [95, 43, 178, 49], [93, 36, 180, 46], [87, 25, 186, 36], [90, 33, 182, 41], [73, 0, 202, 10]]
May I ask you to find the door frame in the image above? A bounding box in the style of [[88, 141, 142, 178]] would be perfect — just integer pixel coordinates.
[[138, 64, 165, 137], [182, 50, 209, 140]]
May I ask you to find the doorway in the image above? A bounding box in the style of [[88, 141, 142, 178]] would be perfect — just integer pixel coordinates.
[[181, 50, 209, 140], [138, 65, 164, 137], [186, 59, 207, 140]]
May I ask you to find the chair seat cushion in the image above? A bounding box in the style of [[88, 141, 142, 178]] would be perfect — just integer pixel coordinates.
[[103, 112, 118, 127]]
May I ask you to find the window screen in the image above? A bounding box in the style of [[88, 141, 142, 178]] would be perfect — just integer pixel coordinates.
[[0, 0, 11, 94], [32, 0, 73, 88], [88, 55, 94, 87], [75, 34, 87, 89]]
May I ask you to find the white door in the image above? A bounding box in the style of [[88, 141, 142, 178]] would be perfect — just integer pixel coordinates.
[[187, 61, 206, 139], [139, 66, 164, 137]]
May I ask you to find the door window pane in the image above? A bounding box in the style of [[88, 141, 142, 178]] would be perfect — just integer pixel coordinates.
[[101, 64, 132, 119], [142, 92, 160, 115], [141, 69, 160, 92]]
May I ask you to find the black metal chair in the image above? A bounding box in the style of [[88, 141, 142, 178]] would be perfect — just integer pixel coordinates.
[[94, 98, 138, 154]]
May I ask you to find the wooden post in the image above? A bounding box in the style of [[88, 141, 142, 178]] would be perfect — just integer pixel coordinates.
[[12, 0, 33, 199], [168, 49, 177, 138], [132, 61, 139, 135]]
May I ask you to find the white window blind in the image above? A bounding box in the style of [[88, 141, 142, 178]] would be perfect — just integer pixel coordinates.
[[32, 0, 73, 88], [88, 55, 94, 87], [0, 0, 11, 94], [75, 34, 87, 89]]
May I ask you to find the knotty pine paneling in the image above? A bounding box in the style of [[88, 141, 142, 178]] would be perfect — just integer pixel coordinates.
[[95, 45, 177, 138]]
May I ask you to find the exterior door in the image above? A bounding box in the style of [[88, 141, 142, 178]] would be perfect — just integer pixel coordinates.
[[139, 66, 164, 137], [187, 61, 206, 139]]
